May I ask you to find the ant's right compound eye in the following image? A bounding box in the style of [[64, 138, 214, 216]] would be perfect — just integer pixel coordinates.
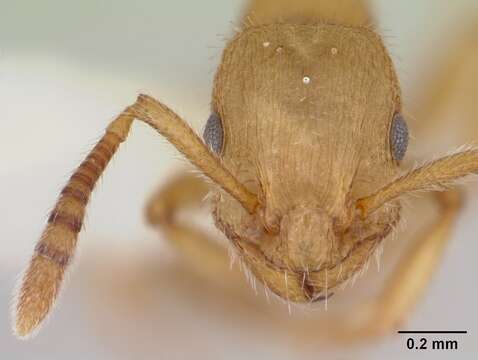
[[390, 113, 409, 162], [203, 113, 224, 155]]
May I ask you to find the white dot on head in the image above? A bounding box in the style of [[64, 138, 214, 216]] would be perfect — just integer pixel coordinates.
[[331, 47, 338, 55], [302, 76, 311, 85], [263, 41, 270, 48], [275, 46, 283, 53]]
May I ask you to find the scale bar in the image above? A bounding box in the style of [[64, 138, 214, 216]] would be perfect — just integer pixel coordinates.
[[398, 331, 467, 334]]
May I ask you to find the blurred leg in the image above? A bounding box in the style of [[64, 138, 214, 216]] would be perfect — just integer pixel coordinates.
[[146, 173, 234, 278], [323, 190, 462, 342], [412, 18, 478, 149]]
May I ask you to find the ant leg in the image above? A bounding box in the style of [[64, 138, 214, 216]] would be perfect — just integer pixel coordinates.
[[411, 18, 478, 152], [322, 190, 463, 342], [145, 172, 236, 279]]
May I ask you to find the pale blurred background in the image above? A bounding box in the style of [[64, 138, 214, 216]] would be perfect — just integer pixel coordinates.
[[1, 0, 477, 359]]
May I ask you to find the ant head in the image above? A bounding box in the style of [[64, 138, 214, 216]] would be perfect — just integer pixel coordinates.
[[210, 23, 406, 289]]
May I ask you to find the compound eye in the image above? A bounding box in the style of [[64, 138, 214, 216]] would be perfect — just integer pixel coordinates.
[[203, 112, 224, 155], [390, 113, 409, 161]]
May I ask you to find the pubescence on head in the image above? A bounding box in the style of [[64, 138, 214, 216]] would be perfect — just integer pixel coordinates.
[[209, 23, 404, 300]]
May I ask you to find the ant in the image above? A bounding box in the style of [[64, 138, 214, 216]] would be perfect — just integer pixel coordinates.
[[14, 0, 478, 342]]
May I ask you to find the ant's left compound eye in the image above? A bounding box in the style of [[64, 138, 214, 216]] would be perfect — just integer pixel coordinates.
[[203, 112, 224, 155], [390, 113, 409, 161]]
